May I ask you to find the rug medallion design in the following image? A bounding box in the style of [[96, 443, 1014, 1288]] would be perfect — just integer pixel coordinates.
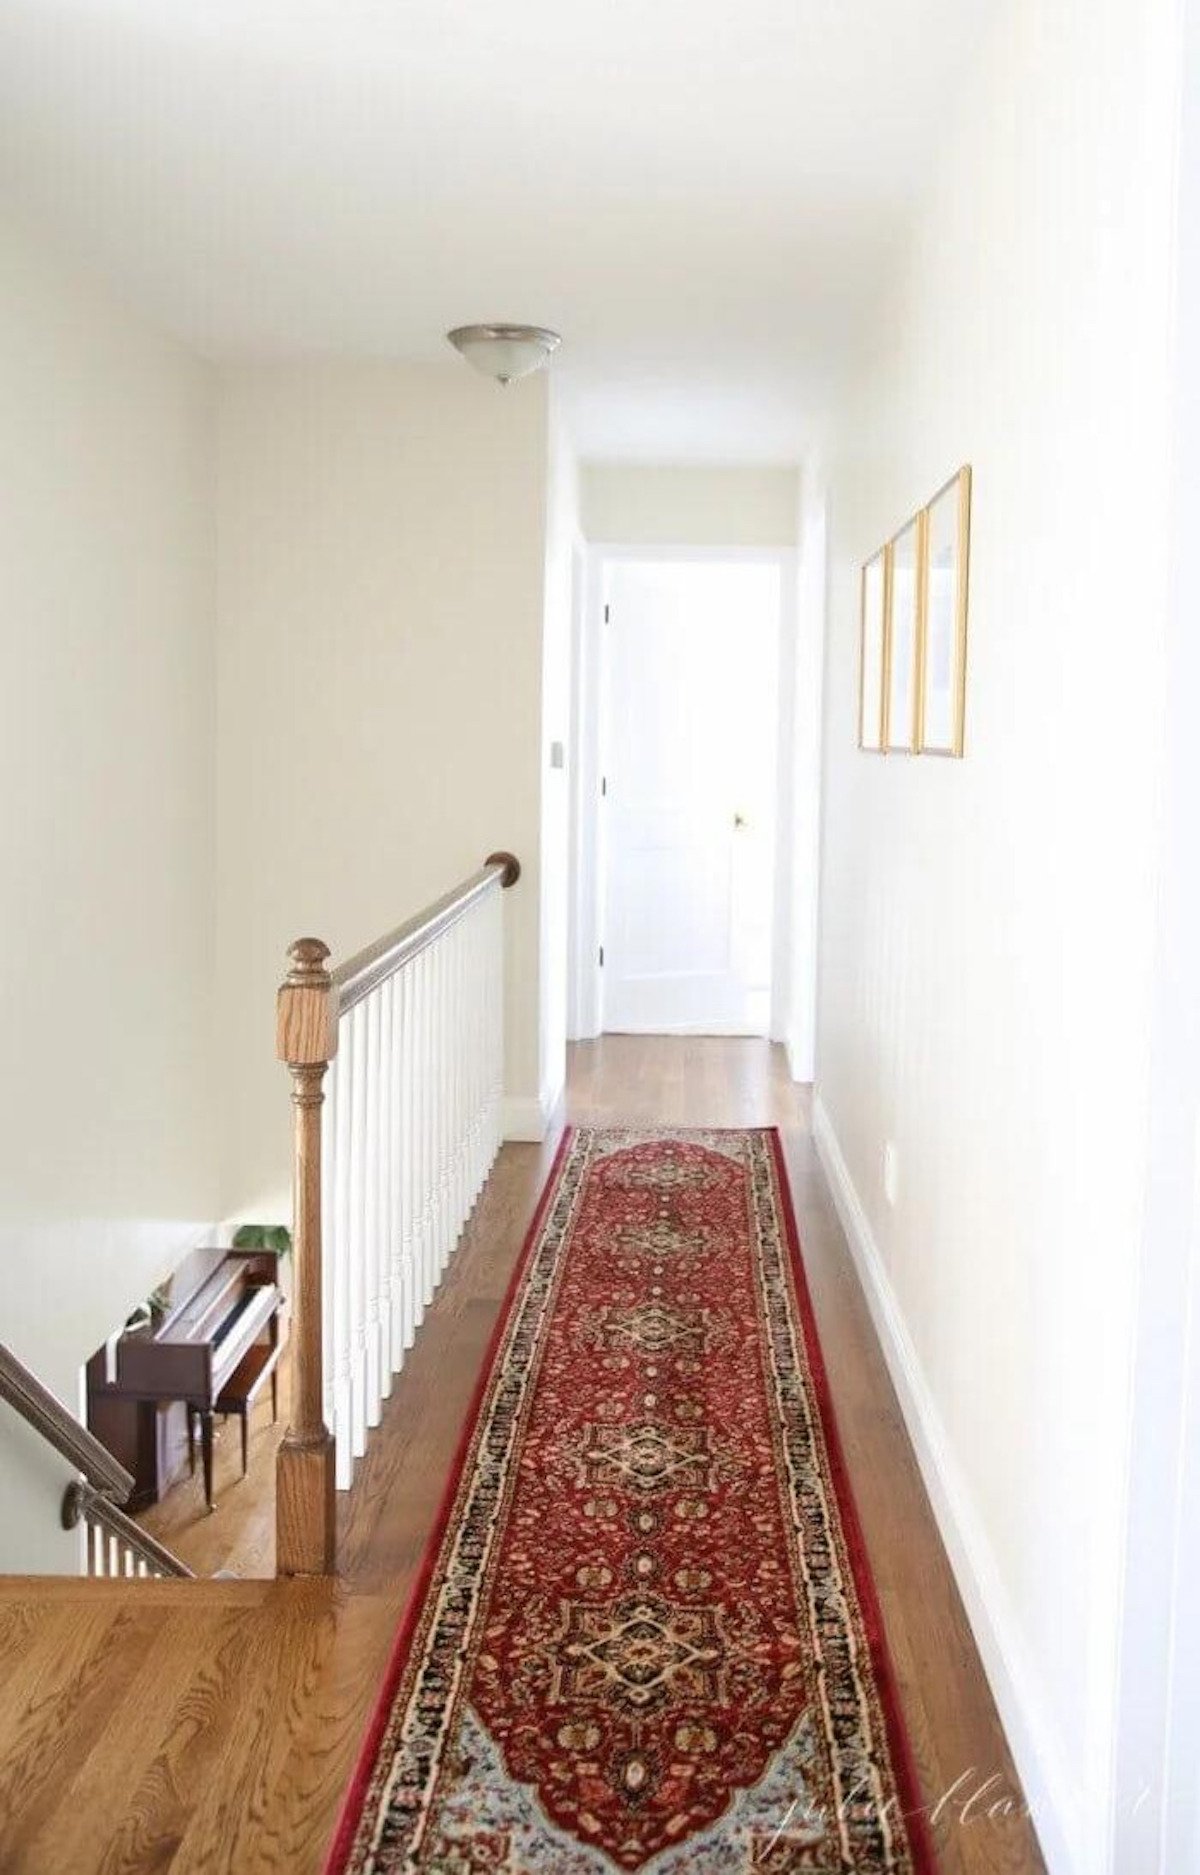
[[327, 1127, 933, 1873]]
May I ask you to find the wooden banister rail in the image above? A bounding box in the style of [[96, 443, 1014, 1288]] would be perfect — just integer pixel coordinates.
[[0, 1342, 134, 1502], [334, 852, 520, 1014], [275, 850, 520, 1576]]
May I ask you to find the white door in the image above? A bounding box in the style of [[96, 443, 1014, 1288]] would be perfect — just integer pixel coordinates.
[[600, 558, 781, 1035]]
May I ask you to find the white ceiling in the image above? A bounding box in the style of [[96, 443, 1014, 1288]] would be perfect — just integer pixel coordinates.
[[0, 0, 997, 461]]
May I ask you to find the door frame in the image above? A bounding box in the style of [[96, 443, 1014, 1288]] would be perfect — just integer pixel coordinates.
[[568, 543, 798, 1043]]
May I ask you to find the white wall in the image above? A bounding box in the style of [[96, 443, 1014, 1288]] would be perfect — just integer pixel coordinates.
[[0, 213, 218, 1570], [537, 404, 581, 1125], [215, 363, 555, 1215], [812, 3, 1178, 1871], [777, 461, 826, 1080], [581, 463, 799, 547], [1112, 3, 1200, 1865]]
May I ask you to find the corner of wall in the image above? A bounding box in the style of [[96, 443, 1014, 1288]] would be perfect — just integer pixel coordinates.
[[502, 1088, 561, 1144]]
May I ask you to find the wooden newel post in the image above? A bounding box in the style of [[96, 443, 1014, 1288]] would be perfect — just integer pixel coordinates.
[[275, 937, 338, 1576]]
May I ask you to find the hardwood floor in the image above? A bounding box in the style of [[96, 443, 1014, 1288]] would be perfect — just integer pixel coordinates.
[[0, 1039, 1045, 1873]]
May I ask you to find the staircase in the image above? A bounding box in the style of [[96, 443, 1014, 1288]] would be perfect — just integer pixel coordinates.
[[0, 850, 525, 1870], [1, 847, 519, 1582], [0, 1345, 192, 1579]]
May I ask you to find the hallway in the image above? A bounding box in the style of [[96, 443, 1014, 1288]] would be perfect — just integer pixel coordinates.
[[0, 1040, 1041, 1873]]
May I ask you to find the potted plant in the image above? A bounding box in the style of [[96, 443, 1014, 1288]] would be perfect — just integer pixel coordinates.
[[232, 1223, 292, 1259]]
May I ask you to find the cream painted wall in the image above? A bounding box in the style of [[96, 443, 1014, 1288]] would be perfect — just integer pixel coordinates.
[[538, 405, 581, 1122], [215, 363, 554, 1216], [0, 214, 218, 1570], [581, 464, 799, 547], [1111, 8, 1200, 1866], [812, 3, 1178, 1872], [779, 461, 826, 1082]]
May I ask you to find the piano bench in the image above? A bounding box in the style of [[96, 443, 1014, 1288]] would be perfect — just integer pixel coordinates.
[[187, 1343, 282, 1502]]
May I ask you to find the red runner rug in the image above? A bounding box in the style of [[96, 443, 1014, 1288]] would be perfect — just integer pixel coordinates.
[[327, 1127, 935, 1873]]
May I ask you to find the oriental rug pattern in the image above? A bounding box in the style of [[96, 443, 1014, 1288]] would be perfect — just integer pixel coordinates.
[[327, 1128, 934, 1874]]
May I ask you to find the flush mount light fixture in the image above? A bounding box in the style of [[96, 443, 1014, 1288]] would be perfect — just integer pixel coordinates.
[[446, 323, 562, 386]]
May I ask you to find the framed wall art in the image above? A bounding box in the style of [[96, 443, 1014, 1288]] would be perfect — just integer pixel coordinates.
[[919, 465, 971, 757], [858, 547, 887, 751], [885, 513, 922, 753]]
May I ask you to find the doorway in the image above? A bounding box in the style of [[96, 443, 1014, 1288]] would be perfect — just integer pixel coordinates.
[[580, 554, 787, 1037]]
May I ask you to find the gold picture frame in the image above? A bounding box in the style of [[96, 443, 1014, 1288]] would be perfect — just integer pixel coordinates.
[[918, 465, 972, 757], [884, 511, 923, 753], [858, 547, 887, 751]]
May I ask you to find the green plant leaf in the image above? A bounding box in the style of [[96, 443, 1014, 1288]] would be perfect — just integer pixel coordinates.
[[232, 1221, 291, 1256]]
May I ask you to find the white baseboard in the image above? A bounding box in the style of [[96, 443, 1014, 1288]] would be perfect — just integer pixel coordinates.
[[811, 1094, 1080, 1875], [502, 1084, 563, 1144]]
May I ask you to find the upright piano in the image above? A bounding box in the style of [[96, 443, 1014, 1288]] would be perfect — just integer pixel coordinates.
[[87, 1247, 284, 1512]]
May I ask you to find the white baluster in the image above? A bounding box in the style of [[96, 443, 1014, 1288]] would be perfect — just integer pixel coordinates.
[[399, 961, 416, 1352], [416, 945, 434, 1328], [377, 975, 395, 1398], [410, 949, 424, 1330], [470, 907, 483, 1200], [462, 909, 474, 1205], [493, 884, 505, 1159], [364, 990, 383, 1430], [443, 923, 456, 1259], [333, 1023, 354, 1489], [348, 997, 369, 1466], [490, 889, 502, 1160], [432, 934, 446, 1285], [472, 902, 484, 1194], [321, 1056, 338, 1442], [456, 912, 469, 1232], [476, 904, 487, 1179], [444, 923, 456, 1252], [483, 888, 491, 1155], [449, 923, 460, 1256], [450, 915, 462, 1239], [446, 924, 459, 1264], [389, 969, 405, 1372]]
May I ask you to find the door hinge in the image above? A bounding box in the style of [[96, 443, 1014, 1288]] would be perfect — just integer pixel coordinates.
[[598, 945, 605, 967], [601, 775, 607, 797], [603, 603, 610, 623]]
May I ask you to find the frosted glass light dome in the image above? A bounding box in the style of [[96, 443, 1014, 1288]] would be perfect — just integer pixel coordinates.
[[446, 324, 561, 385]]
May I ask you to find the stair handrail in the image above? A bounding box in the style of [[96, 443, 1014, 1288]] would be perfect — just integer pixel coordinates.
[[1, 1340, 194, 1579], [0, 1341, 133, 1501], [334, 852, 520, 1015], [274, 848, 521, 1576], [62, 1480, 195, 1578]]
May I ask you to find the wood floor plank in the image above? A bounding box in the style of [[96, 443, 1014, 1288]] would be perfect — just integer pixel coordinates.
[[18, 1605, 256, 1875], [0, 1039, 1047, 1873], [0, 1603, 162, 1859]]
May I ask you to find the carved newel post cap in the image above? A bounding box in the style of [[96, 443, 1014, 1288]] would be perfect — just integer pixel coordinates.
[[286, 938, 332, 984], [486, 851, 521, 888]]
